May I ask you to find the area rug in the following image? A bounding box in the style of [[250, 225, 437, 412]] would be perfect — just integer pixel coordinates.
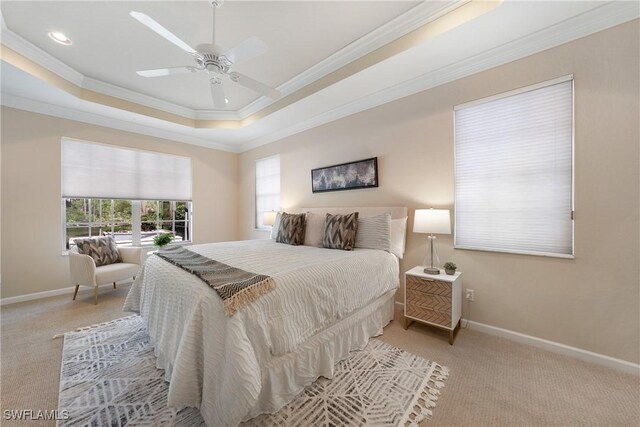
[[58, 316, 449, 427]]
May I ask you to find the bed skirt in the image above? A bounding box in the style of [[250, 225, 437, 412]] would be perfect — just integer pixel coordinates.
[[242, 289, 396, 421]]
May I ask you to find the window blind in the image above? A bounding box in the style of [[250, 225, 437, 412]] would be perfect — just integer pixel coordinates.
[[454, 77, 574, 257], [61, 139, 192, 201], [255, 155, 280, 229]]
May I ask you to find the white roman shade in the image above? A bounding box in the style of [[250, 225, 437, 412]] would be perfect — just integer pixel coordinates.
[[454, 77, 574, 257], [62, 139, 192, 201], [255, 155, 280, 229]]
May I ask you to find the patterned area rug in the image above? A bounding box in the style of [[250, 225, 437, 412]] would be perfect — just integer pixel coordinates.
[[58, 316, 448, 427]]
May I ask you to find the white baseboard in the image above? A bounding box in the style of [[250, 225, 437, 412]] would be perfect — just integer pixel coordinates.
[[393, 301, 639, 375], [0, 281, 132, 306]]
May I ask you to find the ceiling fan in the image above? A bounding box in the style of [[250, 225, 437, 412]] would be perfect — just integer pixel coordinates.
[[130, 0, 281, 108]]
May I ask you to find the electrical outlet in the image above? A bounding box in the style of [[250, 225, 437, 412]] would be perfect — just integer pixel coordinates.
[[465, 289, 475, 301]]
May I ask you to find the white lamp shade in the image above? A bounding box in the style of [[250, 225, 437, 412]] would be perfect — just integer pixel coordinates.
[[413, 209, 451, 234], [263, 211, 277, 227]]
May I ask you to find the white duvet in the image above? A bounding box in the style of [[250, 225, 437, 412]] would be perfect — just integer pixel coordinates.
[[123, 239, 399, 426]]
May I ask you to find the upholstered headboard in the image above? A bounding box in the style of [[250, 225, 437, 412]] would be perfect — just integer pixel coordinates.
[[297, 207, 408, 258]]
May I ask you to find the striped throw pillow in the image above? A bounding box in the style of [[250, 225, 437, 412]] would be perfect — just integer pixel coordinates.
[[74, 236, 122, 267], [355, 213, 391, 252], [276, 212, 306, 245], [270, 212, 282, 240], [322, 212, 359, 251]]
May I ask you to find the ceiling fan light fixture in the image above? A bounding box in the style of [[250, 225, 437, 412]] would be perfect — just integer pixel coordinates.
[[48, 31, 72, 45]]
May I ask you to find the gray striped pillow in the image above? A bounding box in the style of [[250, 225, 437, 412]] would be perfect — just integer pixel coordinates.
[[355, 213, 391, 252]]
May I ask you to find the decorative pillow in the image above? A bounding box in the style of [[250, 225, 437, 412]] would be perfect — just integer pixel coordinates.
[[355, 213, 391, 252], [276, 212, 306, 245], [323, 212, 359, 251], [303, 212, 325, 247], [74, 236, 122, 267], [270, 212, 282, 240], [390, 216, 408, 258]]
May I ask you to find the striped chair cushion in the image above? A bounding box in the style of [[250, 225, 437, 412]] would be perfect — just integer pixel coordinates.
[[74, 236, 122, 267], [276, 213, 306, 245], [322, 212, 359, 251], [355, 213, 391, 252]]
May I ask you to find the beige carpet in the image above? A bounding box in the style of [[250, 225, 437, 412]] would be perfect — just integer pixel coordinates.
[[1, 284, 639, 426]]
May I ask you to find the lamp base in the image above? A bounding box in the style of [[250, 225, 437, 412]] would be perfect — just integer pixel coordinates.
[[424, 267, 440, 275]]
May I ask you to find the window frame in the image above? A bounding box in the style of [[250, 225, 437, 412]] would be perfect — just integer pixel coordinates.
[[61, 198, 193, 253], [255, 154, 281, 230], [453, 75, 575, 259]]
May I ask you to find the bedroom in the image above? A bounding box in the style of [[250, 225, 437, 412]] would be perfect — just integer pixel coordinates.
[[0, 0, 638, 426]]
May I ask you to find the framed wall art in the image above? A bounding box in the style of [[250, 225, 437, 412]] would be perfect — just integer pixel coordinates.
[[311, 157, 378, 193]]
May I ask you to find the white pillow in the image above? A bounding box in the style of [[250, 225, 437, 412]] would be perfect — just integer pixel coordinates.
[[355, 213, 391, 252], [270, 212, 282, 240], [304, 212, 324, 247], [390, 216, 408, 258]]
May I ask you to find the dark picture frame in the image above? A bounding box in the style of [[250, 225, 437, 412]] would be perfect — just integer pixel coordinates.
[[311, 157, 378, 193]]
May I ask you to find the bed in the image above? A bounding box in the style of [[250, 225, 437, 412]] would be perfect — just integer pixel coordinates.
[[123, 207, 407, 426]]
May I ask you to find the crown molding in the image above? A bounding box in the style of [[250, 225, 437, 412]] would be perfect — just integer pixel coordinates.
[[1, 1, 466, 122], [239, 1, 639, 152], [0, 9, 7, 31], [1, 27, 84, 86], [236, 0, 464, 119], [1, 93, 241, 153]]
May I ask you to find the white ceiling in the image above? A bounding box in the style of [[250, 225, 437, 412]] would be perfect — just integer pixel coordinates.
[[0, 1, 419, 111], [1, 1, 638, 152]]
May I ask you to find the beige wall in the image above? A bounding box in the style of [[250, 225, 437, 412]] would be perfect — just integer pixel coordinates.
[[239, 21, 640, 363], [0, 107, 239, 299]]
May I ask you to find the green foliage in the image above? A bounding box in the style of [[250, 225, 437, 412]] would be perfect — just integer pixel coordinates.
[[443, 262, 457, 270], [153, 232, 174, 247]]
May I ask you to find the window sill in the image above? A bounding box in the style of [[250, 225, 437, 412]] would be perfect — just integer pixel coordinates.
[[61, 240, 192, 256]]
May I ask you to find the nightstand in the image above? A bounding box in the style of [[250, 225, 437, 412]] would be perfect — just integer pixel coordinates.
[[403, 266, 462, 345]]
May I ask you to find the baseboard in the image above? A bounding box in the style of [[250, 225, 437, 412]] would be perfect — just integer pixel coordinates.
[[0, 281, 132, 306], [393, 301, 639, 375]]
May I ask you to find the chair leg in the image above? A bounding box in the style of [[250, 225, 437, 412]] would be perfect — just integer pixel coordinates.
[[72, 285, 80, 301], [113, 282, 117, 289], [94, 287, 98, 305]]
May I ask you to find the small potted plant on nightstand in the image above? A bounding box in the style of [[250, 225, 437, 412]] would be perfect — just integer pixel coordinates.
[[153, 232, 174, 249], [444, 262, 457, 275]]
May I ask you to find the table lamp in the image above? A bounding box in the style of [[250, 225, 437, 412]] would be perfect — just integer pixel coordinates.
[[413, 208, 451, 274], [263, 211, 277, 228]]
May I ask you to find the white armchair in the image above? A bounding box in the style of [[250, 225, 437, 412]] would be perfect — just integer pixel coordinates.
[[69, 247, 142, 304]]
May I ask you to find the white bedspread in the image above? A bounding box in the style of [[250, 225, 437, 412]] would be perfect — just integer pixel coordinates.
[[123, 239, 399, 426]]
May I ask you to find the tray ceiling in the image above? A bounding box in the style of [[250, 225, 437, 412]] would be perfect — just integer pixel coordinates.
[[1, 1, 638, 152], [1, 1, 419, 111]]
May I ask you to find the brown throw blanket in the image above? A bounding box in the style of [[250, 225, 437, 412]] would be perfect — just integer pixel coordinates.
[[156, 246, 276, 316]]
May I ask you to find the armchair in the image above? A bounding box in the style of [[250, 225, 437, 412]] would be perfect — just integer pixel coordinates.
[[69, 246, 142, 304]]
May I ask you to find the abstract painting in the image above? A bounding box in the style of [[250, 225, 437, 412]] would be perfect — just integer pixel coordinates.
[[311, 157, 378, 193]]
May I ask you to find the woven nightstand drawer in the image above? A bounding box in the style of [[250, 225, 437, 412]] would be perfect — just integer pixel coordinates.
[[406, 289, 452, 315], [406, 304, 452, 328], [406, 275, 452, 297]]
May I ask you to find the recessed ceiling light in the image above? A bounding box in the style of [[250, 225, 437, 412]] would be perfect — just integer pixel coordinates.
[[225, 98, 229, 104], [48, 31, 72, 46]]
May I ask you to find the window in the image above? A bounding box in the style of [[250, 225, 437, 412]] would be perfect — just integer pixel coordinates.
[[61, 139, 192, 250], [140, 200, 191, 245], [64, 199, 132, 249], [255, 155, 280, 229], [454, 76, 574, 257], [64, 199, 191, 249]]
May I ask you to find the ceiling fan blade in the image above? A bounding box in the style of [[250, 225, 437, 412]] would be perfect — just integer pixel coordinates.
[[231, 72, 281, 100], [224, 36, 268, 65], [211, 83, 226, 108], [130, 11, 198, 56], [136, 66, 200, 77]]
